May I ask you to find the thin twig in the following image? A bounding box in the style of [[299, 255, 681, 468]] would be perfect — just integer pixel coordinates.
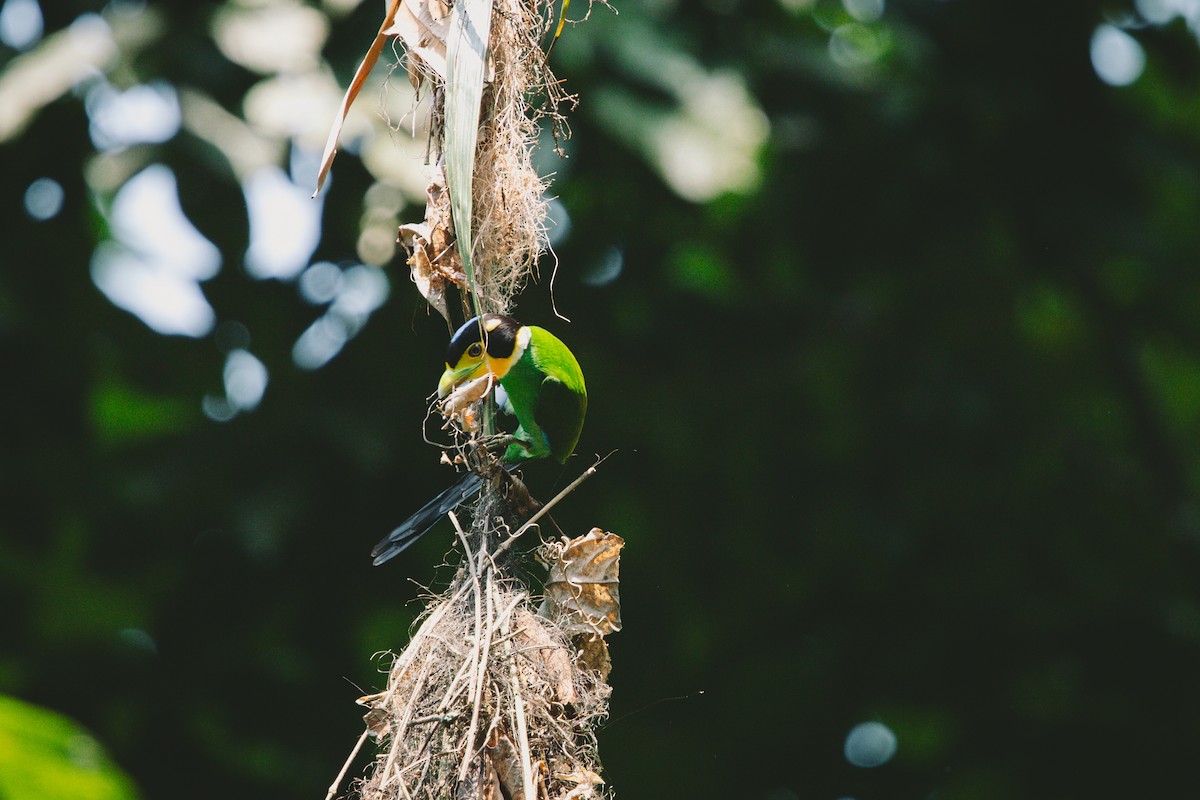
[[377, 593, 465, 796], [409, 712, 460, 725], [493, 456, 606, 560], [491, 594, 525, 637], [504, 611, 537, 800], [457, 567, 496, 782], [325, 727, 369, 800], [388, 656, 434, 781], [453, 511, 488, 785], [411, 647, 479, 796]]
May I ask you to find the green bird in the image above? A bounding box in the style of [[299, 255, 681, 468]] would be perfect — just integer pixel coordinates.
[[371, 314, 587, 565]]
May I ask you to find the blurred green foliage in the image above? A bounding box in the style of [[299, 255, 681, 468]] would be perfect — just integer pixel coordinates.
[[0, 695, 138, 800], [4, 1, 1200, 799]]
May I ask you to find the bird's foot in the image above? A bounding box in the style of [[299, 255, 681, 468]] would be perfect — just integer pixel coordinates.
[[460, 434, 514, 476], [478, 432, 517, 449], [475, 433, 529, 463]]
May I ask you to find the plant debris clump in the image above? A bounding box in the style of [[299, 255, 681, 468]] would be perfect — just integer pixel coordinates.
[[357, 565, 612, 799]]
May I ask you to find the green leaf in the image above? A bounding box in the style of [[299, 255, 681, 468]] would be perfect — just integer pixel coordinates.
[[0, 695, 139, 800]]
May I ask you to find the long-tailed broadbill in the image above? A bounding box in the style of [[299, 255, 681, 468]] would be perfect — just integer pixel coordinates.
[[371, 314, 587, 565]]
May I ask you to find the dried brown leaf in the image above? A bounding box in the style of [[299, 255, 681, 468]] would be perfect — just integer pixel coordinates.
[[461, 751, 502, 800], [314, 0, 403, 195], [362, 707, 391, 737], [539, 529, 624, 636], [512, 608, 577, 705], [550, 767, 604, 800], [422, 172, 464, 280], [573, 634, 610, 682], [398, 171, 469, 321], [356, 691, 391, 736], [403, 229, 450, 321], [487, 731, 530, 800]]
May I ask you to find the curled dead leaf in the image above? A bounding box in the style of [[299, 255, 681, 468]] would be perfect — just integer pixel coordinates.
[[550, 767, 604, 800], [357, 692, 392, 736], [403, 227, 450, 321], [539, 529, 624, 636], [382, 0, 452, 80], [362, 707, 391, 737], [399, 169, 468, 322]]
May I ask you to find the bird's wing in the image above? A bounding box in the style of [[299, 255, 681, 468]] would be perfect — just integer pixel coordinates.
[[534, 374, 588, 463], [370, 472, 484, 565]]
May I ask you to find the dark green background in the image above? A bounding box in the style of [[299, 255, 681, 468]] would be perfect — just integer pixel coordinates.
[[5, 1, 1200, 798]]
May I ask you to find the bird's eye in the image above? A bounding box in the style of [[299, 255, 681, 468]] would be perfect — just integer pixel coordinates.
[[467, 343, 483, 358]]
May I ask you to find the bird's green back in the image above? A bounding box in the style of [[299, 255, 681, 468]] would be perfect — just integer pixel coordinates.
[[498, 326, 586, 463]]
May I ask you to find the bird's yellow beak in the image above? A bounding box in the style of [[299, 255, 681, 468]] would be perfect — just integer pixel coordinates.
[[438, 363, 485, 399]]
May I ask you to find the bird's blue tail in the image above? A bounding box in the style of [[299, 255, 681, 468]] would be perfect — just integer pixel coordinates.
[[371, 462, 526, 566], [370, 471, 485, 566]]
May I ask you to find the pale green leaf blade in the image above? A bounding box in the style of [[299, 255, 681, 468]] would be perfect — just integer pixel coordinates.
[[444, 0, 493, 316]]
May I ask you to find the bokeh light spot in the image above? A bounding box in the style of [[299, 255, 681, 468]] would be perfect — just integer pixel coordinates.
[[293, 314, 349, 370], [1136, 0, 1173, 23], [116, 627, 158, 655], [108, 165, 221, 281], [844, 0, 884, 24], [212, 1, 328, 74], [86, 81, 181, 152], [1135, 0, 1200, 26], [91, 164, 219, 337], [583, 247, 623, 287], [23, 176, 62, 220], [1091, 25, 1145, 87], [332, 264, 389, 326], [0, 0, 43, 50], [356, 224, 396, 266], [844, 721, 897, 768], [91, 243, 216, 337], [545, 197, 572, 247], [243, 166, 323, 280], [299, 261, 343, 305], [202, 394, 237, 423], [829, 23, 886, 68], [292, 263, 388, 370], [223, 349, 268, 412]]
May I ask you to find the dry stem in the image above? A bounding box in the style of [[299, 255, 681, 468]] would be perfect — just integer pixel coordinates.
[[332, 2, 614, 797]]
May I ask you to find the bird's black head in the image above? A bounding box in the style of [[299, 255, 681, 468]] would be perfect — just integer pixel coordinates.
[[445, 314, 520, 369]]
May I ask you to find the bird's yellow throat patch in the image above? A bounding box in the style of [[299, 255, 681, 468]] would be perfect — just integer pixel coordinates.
[[483, 326, 530, 381]]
